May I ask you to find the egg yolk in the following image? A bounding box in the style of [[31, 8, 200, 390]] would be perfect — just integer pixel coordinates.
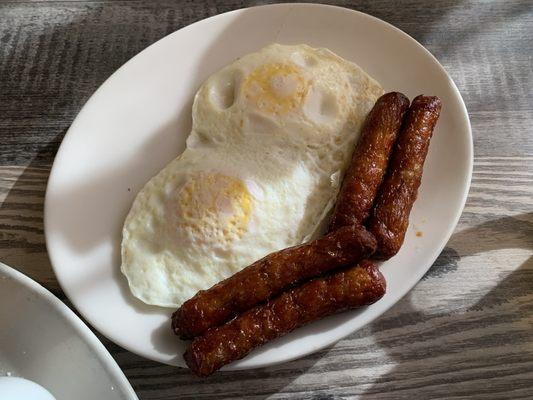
[[243, 63, 309, 115], [177, 173, 252, 243]]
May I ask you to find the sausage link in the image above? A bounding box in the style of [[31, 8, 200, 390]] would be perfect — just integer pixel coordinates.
[[184, 260, 385, 377], [367, 95, 442, 259], [172, 224, 377, 339], [328, 92, 409, 232]]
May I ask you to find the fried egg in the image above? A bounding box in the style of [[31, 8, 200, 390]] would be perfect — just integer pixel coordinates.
[[121, 44, 383, 307]]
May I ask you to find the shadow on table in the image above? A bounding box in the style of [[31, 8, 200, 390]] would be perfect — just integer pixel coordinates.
[[358, 213, 533, 399], [0, 137, 61, 292]]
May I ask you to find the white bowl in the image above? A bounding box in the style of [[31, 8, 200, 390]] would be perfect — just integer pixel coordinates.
[[0, 263, 138, 399], [44, 3, 472, 369]]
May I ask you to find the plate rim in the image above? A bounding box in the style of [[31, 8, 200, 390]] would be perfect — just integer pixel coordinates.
[[44, 2, 473, 369]]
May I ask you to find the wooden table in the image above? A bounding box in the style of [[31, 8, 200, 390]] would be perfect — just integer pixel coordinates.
[[1, 1, 532, 398]]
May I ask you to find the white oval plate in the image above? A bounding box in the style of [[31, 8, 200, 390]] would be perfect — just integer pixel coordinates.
[[0, 263, 138, 399], [44, 4, 472, 369]]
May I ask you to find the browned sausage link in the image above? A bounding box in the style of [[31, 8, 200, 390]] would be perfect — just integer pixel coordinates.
[[184, 260, 385, 377], [328, 92, 410, 232], [172, 224, 377, 339], [367, 95, 442, 259]]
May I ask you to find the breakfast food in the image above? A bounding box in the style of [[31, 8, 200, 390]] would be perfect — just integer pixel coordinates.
[[173, 91, 411, 339], [119, 40, 442, 375], [172, 224, 377, 339], [328, 92, 410, 231], [368, 95, 442, 259], [184, 260, 385, 377], [180, 91, 442, 376], [121, 44, 383, 307]]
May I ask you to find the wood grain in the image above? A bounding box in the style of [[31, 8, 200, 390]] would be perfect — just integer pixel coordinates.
[[0, 0, 532, 399]]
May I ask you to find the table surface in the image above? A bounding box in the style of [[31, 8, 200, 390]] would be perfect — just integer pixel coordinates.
[[1, 0, 532, 398]]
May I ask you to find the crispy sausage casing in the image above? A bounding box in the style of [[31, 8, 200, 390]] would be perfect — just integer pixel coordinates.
[[329, 92, 410, 232], [184, 260, 385, 377], [172, 224, 377, 339], [367, 95, 442, 259]]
